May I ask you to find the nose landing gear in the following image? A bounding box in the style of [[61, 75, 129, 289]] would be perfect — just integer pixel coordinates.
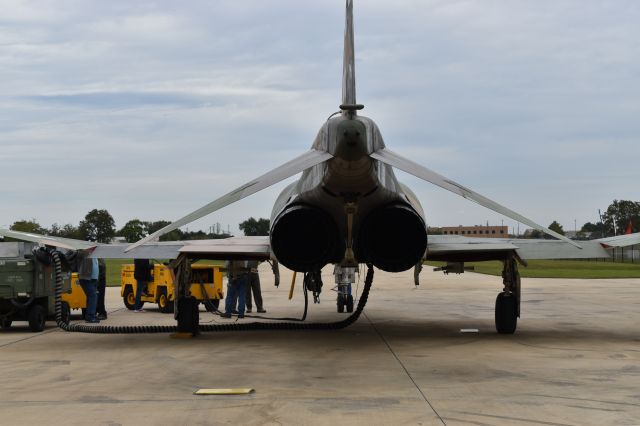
[[334, 266, 355, 313]]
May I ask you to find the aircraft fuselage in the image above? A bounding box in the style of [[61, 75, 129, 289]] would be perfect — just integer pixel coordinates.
[[269, 113, 428, 272]]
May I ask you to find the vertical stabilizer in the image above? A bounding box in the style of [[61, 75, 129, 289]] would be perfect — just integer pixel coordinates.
[[342, 0, 356, 107]]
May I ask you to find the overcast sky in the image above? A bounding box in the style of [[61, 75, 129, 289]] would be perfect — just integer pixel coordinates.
[[1, 0, 638, 236]]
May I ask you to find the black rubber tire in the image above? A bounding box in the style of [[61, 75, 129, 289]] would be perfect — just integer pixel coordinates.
[[495, 292, 518, 334], [204, 299, 220, 312], [337, 294, 345, 313], [123, 286, 136, 310], [28, 304, 46, 332], [157, 290, 173, 314], [346, 294, 354, 313], [61, 302, 71, 324], [1, 318, 12, 329]]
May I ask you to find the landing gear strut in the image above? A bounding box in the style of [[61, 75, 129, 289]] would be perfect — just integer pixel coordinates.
[[334, 266, 355, 313], [172, 254, 200, 336], [495, 256, 521, 334]]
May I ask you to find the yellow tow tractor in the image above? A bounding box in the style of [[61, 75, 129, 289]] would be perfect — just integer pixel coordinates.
[[120, 263, 224, 313], [60, 273, 87, 318]]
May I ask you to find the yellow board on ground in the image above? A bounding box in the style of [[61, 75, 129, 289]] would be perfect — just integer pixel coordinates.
[[194, 388, 254, 395]]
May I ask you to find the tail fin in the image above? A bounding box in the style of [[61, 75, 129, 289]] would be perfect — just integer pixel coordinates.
[[342, 0, 356, 107]]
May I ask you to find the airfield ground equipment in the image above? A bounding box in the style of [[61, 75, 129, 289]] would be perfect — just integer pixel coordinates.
[[0, 242, 71, 331], [120, 263, 224, 313], [60, 273, 87, 317], [43, 247, 375, 335]]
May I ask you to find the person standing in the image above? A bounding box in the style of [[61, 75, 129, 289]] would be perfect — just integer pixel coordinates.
[[66, 248, 99, 323], [133, 258, 152, 313], [245, 260, 266, 313], [96, 258, 108, 320], [221, 260, 250, 319]]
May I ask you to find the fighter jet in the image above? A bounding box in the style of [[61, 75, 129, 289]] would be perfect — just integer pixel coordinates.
[[2, 0, 639, 334]]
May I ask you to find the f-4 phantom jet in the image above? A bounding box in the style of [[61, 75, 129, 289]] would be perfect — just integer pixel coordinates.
[[3, 0, 639, 334]]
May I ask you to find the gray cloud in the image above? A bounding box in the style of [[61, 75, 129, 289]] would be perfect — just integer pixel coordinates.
[[1, 0, 638, 235]]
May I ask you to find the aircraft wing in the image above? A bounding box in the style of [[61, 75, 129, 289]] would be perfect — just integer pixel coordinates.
[[0, 229, 96, 251], [126, 149, 332, 252], [95, 237, 272, 260], [371, 148, 580, 248], [426, 233, 640, 262], [1, 229, 271, 260]]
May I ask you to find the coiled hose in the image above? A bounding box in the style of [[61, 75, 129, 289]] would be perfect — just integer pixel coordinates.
[[50, 249, 374, 334]]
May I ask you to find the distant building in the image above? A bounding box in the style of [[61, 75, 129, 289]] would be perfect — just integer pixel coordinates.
[[435, 225, 509, 239]]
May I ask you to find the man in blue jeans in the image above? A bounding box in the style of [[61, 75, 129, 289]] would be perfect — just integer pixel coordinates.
[[221, 260, 250, 319]]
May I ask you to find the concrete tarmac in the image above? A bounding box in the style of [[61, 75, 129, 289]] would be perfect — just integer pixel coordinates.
[[0, 265, 638, 425]]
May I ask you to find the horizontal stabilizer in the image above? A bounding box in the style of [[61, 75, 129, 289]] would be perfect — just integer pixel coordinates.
[[371, 148, 580, 248], [597, 232, 640, 248], [126, 149, 332, 252]]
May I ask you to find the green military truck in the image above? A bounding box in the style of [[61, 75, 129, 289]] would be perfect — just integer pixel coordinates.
[[0, 242, 71, 332]]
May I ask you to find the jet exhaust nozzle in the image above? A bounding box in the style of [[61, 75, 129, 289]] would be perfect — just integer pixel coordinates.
[[355, 203, 428, 272], [271, 204, 343, 272]]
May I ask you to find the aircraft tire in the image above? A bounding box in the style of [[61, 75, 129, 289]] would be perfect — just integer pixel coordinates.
[[346, 294, 354, 313], [337, 294, 345, 313], [495, 292, 517, 334]]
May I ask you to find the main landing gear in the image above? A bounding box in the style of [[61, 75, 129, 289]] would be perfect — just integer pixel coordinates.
[[495, 256, 521, 334]]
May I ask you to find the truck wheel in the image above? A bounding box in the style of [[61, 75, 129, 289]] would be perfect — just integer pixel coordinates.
[[123, 286, 136, 310], [60, 302, 71, 324], [1, 318, 12, 329], [157, 290, 173, 314], [28, 304, 46, 332], [204, 300, 220, 312]]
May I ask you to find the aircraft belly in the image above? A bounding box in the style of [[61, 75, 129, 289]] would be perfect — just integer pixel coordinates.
[[291, 159, 405, 238]]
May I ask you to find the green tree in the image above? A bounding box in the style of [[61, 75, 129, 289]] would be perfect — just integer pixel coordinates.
[[601, 200, 640, 236], [118, 219, 147, 243], [239, 217, 270, 236], [145, 220, 185, 241], [49, 223, 82, 239], [527, 229, 544, 239], [580, 222, 604, 239], [548, 221, 565, 236], [10, 219, 45, 234], [79, 209, 115, 243]]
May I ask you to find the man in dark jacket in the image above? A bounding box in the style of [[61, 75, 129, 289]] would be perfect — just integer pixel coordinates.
[[133, 259, 152, 312], [245, 261, 266, 313]]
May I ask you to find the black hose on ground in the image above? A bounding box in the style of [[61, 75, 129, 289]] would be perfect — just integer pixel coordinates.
[[200, 265, 373, 332], [49, 249, 374, 334]]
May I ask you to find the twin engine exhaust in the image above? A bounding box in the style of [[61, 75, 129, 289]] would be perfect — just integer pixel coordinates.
[[271, 203, 427, 273]]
